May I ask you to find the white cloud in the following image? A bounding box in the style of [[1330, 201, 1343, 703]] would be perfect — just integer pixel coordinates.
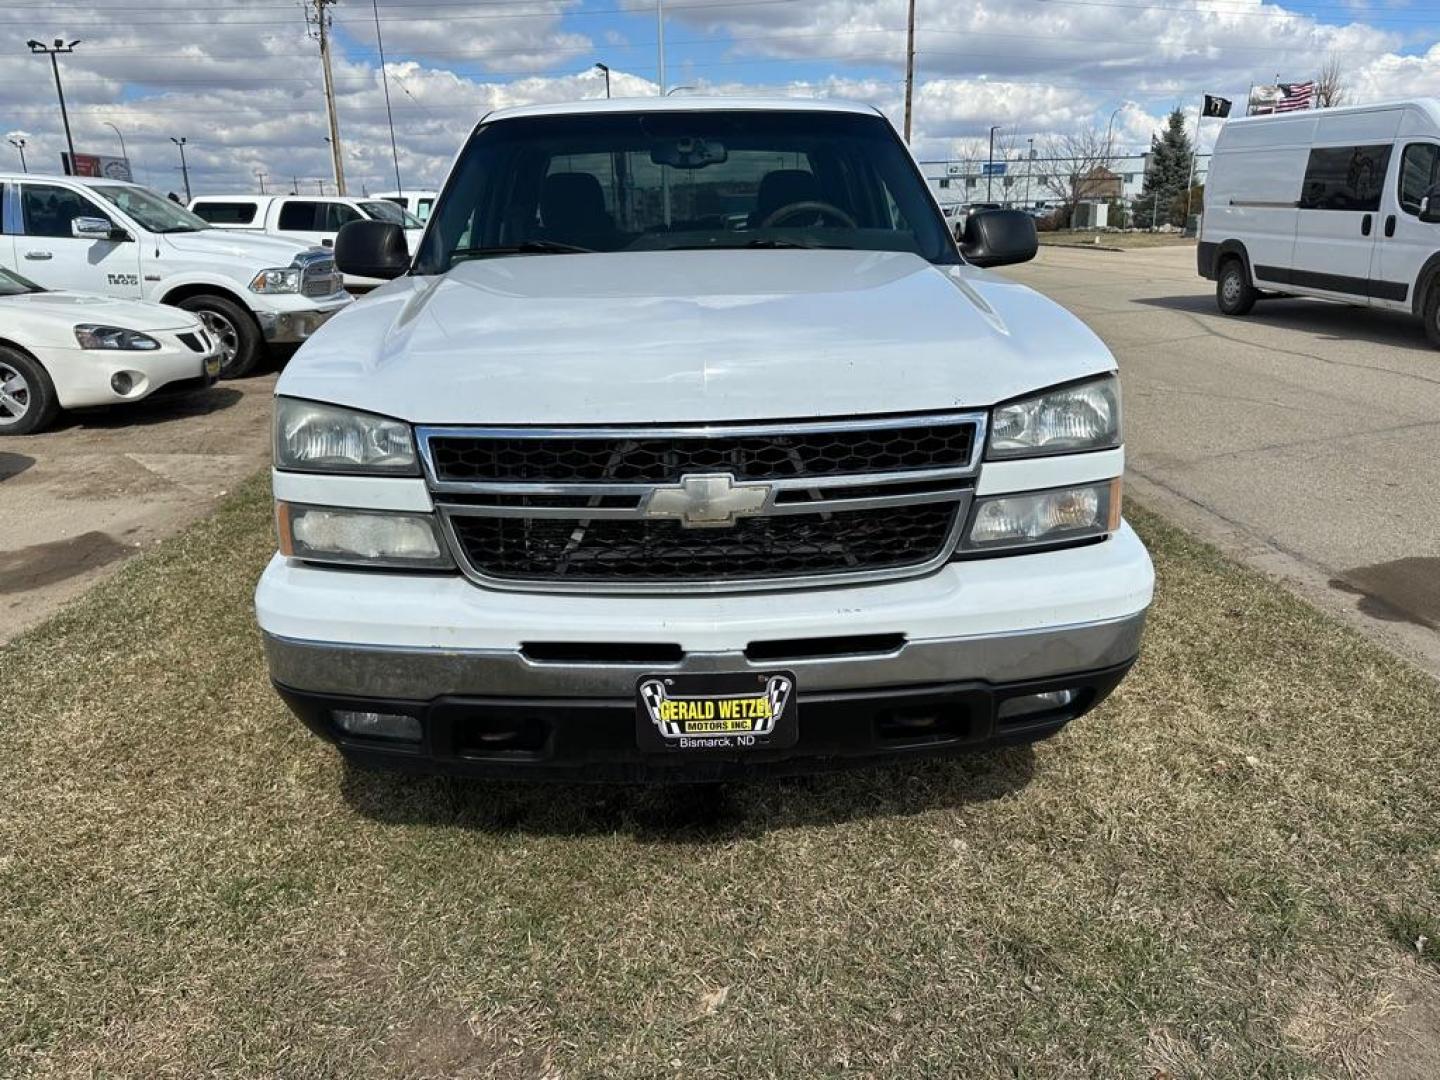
[[0, 0, 1433, 192]]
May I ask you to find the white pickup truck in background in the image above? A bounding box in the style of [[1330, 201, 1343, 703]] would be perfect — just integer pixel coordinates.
[[0, 174, 349, 377], [188, 194, 425, 291]]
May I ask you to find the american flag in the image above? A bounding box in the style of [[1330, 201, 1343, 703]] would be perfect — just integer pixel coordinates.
[[1275, 81, 1315, 112]]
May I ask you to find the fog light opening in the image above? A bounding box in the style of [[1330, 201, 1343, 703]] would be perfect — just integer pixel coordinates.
[[996, 689, 1077, 722], [332, 709, 422, 743], [110, 371, 138, 395]]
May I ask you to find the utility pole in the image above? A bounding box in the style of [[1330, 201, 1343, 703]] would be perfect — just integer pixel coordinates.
[[7, 136, 27, 173], [170, 137, 191, 201], [27, 39, 79, 174], [309, 0, 347, 195], [902, 0, 916, 143], [255, 169, 268, 194], [372, 0, 402, 197]]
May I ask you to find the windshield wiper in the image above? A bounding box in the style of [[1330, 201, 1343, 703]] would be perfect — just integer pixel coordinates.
[[451, 240, 595, 260]]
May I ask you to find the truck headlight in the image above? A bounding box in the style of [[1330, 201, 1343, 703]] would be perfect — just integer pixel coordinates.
[[988, 375, 1120, 459], [962, 479, 1122, 551], [277, 503, 454, 569], [73, 325, 161, 351], [249, 267, 302, 294], [274, 397, 417, 474]]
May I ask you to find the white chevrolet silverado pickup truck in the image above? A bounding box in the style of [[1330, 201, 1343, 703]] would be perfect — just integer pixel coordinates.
[[1, 174, 350, 377], [255, 98, 1154, 782]]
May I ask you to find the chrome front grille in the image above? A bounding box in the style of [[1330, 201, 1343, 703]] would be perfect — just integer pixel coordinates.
[[299, 255, 342, 297], [419, 413, 986, 593], [428, 420, 978, 484]]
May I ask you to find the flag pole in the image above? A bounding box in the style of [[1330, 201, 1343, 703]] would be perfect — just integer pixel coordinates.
[[1183, 98, 1202, 230]]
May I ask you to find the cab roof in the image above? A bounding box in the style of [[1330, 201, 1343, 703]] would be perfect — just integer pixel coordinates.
[[0, 172, 136, 186], [1223, 96, 1440, 135], [479, 96, 884, 125]]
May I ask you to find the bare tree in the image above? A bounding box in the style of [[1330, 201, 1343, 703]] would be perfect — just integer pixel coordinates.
[[1038, 126, 1119, 227], [1316, 54, 1348, 108]]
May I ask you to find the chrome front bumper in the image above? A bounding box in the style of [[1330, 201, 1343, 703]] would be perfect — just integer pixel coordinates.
[[256, 297, 349, 344], [262, 611, 1146, 701]]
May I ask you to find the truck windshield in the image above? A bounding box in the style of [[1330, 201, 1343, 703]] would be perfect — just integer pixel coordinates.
[[92, 185, 210, 234], [0, 267, 43, 296], [416, 109, 955, 272], [361, 200, 422, 228]]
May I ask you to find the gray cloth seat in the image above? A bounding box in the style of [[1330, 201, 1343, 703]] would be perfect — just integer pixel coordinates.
[[539, 173, 614, 236], [750, 169, 822, 227]]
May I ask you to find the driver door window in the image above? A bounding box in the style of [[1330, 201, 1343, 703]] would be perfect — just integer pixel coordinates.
[[16, 183, 139, 296]]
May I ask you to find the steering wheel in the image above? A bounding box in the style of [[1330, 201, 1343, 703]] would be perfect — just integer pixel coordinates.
[[760, 201, 858, 230]]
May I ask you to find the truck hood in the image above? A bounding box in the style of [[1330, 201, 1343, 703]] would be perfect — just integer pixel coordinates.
[[277, 249, 1116, 424], [0, 290, 199, 332], [162, 228, 318, 265]]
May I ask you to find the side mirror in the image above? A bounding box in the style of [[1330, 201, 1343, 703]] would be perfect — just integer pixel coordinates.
[[334, 220, 409, 280], [1420, 188, 1440, 224], [958, 209, 1038, 268], [72, 216, 127, 242]]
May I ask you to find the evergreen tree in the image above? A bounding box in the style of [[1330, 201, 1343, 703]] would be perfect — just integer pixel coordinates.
[[1134, 108, 1194, 228]]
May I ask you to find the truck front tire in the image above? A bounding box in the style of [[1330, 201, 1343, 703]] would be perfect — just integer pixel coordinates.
[[1216, 258, 1257, 316], [177, 295, 262, 379], [0, 346, 60, 436]]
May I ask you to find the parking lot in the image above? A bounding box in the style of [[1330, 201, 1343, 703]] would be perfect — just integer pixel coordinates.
[[1004, 244, 1440, 675], [0, 373, 276, 643]]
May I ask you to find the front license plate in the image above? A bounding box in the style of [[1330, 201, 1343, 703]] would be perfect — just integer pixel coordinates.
[[636, 671, 799, 752]]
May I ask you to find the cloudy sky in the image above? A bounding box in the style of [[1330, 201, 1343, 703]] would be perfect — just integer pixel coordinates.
[[1, 0, 1437, 196]]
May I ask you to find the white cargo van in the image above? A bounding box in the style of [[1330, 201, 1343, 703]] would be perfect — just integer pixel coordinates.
[[1198, 98, 1440, 346]]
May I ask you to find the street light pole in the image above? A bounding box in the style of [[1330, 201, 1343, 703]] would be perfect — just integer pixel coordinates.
[[7, 137, 27, 173], [1025, 136, 1034, 207], [595, 62, 610, 98], [170, 137, 191, 202], [27, 39, 80, 174], [103, 121, 128, 168], [656, 0, 666, 95], [987, 124, 1000, 202]]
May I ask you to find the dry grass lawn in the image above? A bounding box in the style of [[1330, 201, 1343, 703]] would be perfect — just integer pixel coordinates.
[[3, 475, 1440, 1077]]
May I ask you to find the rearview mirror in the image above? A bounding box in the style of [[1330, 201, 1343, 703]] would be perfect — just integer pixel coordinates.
[[958, 209, 1038, 268], [1420, 186, 1440, 224], [334, 220, 409, 280], [650, 137, 727, 169], [72, 216, 127, 242]]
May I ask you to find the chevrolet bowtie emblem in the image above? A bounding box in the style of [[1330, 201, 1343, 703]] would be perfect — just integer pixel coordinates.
[[643, 473, 772, 528]]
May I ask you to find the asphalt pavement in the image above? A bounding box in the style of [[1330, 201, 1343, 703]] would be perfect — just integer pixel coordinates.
[[1005, 244, 1440, 677]]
